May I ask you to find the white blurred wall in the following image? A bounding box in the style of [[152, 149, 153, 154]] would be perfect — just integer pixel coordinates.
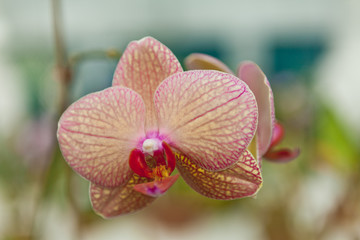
[[315, 0, 360, 140], [1, 0, 343, 60], [1, 0, 358, 135]]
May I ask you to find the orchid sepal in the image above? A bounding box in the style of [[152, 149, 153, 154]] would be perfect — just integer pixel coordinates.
[[184, 53, 234, 74], [112, 36, 182, 130], [90, 174, 156, 218]]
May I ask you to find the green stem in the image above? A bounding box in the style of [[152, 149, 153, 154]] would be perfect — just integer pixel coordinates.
[[29, 0, 74, 238], [29, 1, 121, 238], [52, 0, 67, 68], [69, 49, 122, 67]]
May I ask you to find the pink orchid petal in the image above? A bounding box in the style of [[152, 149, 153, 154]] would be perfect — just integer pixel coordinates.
[[184, 53, 234, 74], [268, 122, 285, 149], [155, 70, 258, 171], [112, 37, 183, 130], [133, 174, 179, 197], [176, 150, 262, 200], [57, 86, 146, 187], [90, 174, 156, 218], [237, 61, 275, 157], [264, 148, 300, 163]]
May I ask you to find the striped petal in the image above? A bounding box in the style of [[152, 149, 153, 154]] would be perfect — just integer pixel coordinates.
[[57, 86, 146, 187], [90, 174, 155, 218], [184, 53, 233, 73], [112, 37, 182, 130], [176, 150, 262, 200], [154, 70, 258, 171], [237, 61, 275, 157]]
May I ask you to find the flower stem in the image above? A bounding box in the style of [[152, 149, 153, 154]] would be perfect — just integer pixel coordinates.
[[29, 0, 76, 238], [52, 0, 72, 115]]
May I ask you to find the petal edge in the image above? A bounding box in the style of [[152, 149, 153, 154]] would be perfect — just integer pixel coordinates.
[[57, 86, 145, 187], [185, 53, 234, 74]]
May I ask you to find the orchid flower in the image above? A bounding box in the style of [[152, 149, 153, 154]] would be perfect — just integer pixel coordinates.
[[185, 53, 299, 163], [57, 37, 262, 218]]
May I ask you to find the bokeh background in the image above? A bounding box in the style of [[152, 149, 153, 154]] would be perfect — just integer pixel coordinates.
[[1, 0, 360, 239]]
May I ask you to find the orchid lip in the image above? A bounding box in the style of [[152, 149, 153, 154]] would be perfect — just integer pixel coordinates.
[[129, 140, 176, 179]]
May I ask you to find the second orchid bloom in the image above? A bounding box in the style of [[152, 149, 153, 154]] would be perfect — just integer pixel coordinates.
[[57, 37, 289, 217]]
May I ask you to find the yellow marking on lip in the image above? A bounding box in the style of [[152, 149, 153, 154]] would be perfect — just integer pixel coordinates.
[[153, 165, 171, 180]]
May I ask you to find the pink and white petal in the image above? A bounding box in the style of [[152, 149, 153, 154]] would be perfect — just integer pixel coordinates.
[[264, 148, 300, 163], [112, 37, 183, 130], [133, 174, 179, 197], [57, 86, 146, 187], [184, 53, 234, 74], [176, 150, 262, 200], [90, 174, 155, 218], [155, 70, 258, 171], [237, 61, 275, 157]]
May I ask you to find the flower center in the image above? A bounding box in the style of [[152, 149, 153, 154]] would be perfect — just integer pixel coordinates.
[[142, 138, 160, 155], [129, 141, 176, 179]]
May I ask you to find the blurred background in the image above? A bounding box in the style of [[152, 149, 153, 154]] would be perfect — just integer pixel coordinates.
[[1, 0, 359, 239]]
